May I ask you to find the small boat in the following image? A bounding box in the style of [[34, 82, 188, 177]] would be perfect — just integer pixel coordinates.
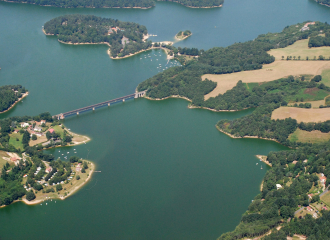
[[256, 163, 258, 165], [261, 166, 263, 169]]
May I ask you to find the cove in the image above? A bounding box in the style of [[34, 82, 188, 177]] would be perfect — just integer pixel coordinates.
[[0, 0, 330, 239]]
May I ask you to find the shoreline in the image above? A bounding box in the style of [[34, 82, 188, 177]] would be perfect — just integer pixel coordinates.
[[20, 161, 95, 205], [3, 0, 153, 8], [43, 28, 175, 60], [215, 125, 282, 144], [157, 0, 222, 8], [256, 155, 272, 167], [0, 92, 29, 114], [175, 33, 192, 41], [144, 94, 250, 112]]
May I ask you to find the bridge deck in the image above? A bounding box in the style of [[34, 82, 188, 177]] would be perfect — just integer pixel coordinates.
[[53, 91, 145, 119]]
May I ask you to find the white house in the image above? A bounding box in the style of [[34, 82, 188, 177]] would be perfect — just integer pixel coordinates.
[[21, 122, 29, 128], [276, 184, 283, 190]]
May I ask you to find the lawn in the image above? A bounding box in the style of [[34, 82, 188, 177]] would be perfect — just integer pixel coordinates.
[[321, 191, 330, 207], [9, 132, 24, 150], [0, 151, 11, 169], [289, 129, 330, 144]]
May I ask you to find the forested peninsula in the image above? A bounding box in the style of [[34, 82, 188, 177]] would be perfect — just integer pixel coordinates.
[[0, 85, 28, 113], [0, 0, 223, 8], [0, 111, 93, 207], [43, 14, 152, 58], [138, 21, 330, 239]]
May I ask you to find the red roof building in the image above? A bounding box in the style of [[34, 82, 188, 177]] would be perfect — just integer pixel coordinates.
[[48, 129, 55, 134]]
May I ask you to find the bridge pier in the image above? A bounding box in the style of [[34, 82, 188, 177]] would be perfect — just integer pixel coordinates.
[[108, 103, 110, 106], [93, 107, 95, 111], [123, 99, 125, 102], [77, 112, 79, 115]]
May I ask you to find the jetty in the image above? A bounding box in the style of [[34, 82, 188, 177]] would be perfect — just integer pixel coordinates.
[[53, 91, 146, 120]]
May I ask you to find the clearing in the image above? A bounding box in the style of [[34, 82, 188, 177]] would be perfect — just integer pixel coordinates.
[[268, 39, 330, 61], [321, 191, 330, 207], [271, 107, 330, 123], [202, 39, 330, 99], [289, 129, 330, 143]]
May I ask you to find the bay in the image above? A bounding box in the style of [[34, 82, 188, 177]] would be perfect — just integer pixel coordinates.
[[0, 0, 329, 239]]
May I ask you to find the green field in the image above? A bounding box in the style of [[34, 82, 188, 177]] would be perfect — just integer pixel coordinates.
[[321, 68, 330, 87], [9, 132, 24, 150], [285, 88, 329, 102]]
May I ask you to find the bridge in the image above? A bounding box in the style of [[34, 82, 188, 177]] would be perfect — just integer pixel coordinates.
[[53, 91, 146, 120]]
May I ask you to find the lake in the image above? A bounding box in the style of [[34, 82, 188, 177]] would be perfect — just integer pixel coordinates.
[[0, 0, 329, 239]]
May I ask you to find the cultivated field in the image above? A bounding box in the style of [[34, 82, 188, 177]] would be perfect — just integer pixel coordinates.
[[203, 61, 330, 99], [202, 39, 330, 99], [271, 107, 330, 123], [268, 39, 330, 61], [289, 129, 330, 143]]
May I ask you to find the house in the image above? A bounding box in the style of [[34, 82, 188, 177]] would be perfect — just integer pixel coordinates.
[[320, 176, 327, 185], [121, 36, 130, 47], [45, 167, 52, 173], [308, 194, 313, 199], [40, 120, 46, 124], [14, 129, 19, 133], [307, 206, 313, 211], [292, 161, 298, 165], [21, 122, 29, 128], [48, 128, 55, 134], [34, 126, 42, 132], [303, 159, 308, 163], [276, 184, 282, 190], [322, 206, 328, 210], [108, 28, 113, 35], [300, 22, 315, 31]]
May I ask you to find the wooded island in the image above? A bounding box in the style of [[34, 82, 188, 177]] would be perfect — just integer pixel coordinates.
[[43, 14, 152, 58]]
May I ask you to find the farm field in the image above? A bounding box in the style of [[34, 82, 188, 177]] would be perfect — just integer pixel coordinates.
[[289, 129, 330, 143], [202, 61, 330, 99], [271, 107, 330, 122], [202, 39, 330, 99], [268, 39, 330, 61]]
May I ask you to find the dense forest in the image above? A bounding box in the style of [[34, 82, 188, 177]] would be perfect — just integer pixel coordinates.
[[0, 85, 27, 112], [0, 0, 224, 8], [44, 14, 152, 58], [138, 22, 330, 106], [219, 142, 330, 239]]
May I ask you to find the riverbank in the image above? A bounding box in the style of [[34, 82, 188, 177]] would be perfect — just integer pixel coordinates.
[[0, 92, 29, 114]]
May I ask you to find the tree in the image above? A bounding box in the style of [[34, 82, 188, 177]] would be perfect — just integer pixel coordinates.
[[76, 175, 80, 180], [31, 134, 37, 141], [26, 191, 36, 201], [282, 56, 284, 60], [22, 131, 30, 146], [56, 184, 62, 192], [311, 195, 320, 203], [69, 156, 79, 163], [81, 168, 86, 173]]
